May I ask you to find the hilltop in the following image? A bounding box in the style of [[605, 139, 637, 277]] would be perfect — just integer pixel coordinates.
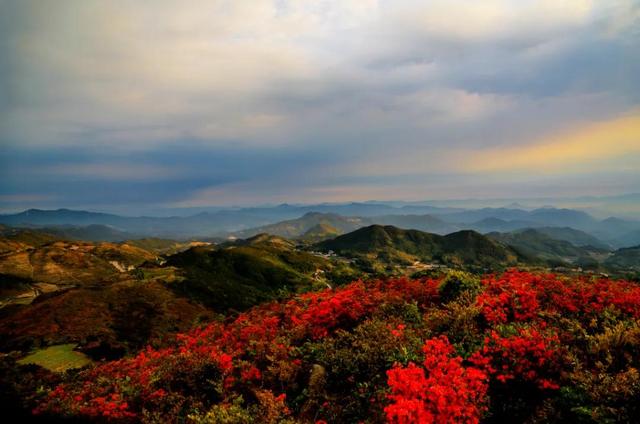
[[300, 222, 341, 242], [316, 225, 521, 271], [0, 237, 156, 286], [166, 235, 359, 312]]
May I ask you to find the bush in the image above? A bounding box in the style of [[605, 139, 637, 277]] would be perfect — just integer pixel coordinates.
[[438, 270, 482, 303], [385, 336, 488, 424], [31, 271, 640, 423]]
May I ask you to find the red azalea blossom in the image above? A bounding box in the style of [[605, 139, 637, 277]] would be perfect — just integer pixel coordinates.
[[477, 270, 640, 324], [385, 336, 488, 424], [470, 327, 563, 390], [34, 272, 640, 422]]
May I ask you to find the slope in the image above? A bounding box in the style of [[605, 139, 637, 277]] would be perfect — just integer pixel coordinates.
[[487, 229, 602, 266], [166, 238, 344, 312], [316, 225, 521, 270]]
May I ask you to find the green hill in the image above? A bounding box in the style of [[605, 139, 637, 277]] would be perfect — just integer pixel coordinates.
[[233, 212, 458, 241], [235, 233, 297, 249], [300, 223, 341, 242], [487, 229, 605, 267], [604, 246, 640, 271], [166, 238, 336, 312], [532, 227, 610, 250], [315, 225, 521, 270]]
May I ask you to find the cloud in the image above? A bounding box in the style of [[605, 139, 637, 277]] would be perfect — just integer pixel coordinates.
[[2, 0, 635, 147], [0, 193, 58, 203], [0, 0, 639, 210], [384, 0, 594, 43], [41, 163, 183, 181], [462, 111, 640, 173]]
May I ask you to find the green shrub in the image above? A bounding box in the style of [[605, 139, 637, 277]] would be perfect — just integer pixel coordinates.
[[437, 270, 482, 303], [303, 318, 423, 422]]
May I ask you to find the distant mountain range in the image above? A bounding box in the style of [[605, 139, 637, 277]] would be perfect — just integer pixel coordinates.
[[231, 212, 370, 240], [2, 205, 640, 248], [235, 210, 639, 248]]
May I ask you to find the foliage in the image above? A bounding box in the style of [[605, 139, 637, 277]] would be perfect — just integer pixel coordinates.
[[166, 244, 334, 312], [437, 270, 481, 303], [26, 270, 640, 423]]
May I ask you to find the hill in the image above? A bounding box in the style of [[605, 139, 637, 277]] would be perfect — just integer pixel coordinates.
[[604, 246, 640, 271], [531, 227, 610, 249], [125, 238, 209, 255], [436, 207, 532, 223], [0, 228, 363, 362], [487, 229, 604, 267], [316, 225, 521, 270], [608, 229, 640, 249], [0, 238, 156, 286], [527, 208, 598, 228], [0, 208, 281, 239], [235, 212, 460, 242], [467, 217, 537, 233], [0, 279, 212, 357], [299, 223, 341, 242], [0, 227, 61, 252], [165, 237, 358, 312], [232, 212, 369, 240], [0, 229, 213, 358], [0, 209, 123, 227], [3, 207, 638, 245], [42, 224, 134, 242], [586, 217, 640, 248], [372, 214, 458, 234]]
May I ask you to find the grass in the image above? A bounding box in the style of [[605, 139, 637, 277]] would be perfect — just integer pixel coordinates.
[[17, 344, 92, 372]]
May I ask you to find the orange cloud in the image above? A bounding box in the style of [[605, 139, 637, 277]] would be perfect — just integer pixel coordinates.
[[464, 112, 640, 173]]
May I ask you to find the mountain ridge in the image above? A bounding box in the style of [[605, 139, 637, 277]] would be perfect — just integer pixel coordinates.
[[315, 225, 523, 270]]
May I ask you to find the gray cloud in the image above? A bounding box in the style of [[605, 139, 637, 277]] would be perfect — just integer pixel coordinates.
[[0, 0, 639, 211]]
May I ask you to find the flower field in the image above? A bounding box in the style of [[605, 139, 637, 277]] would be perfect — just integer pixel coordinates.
[[33, 270, 640, 423]]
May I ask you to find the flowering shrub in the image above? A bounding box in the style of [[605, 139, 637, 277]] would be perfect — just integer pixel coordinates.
[[28, 271, 640, 423], [35, 277, 440, 421], [477, 270, 640, 324], [385, 336, 488, 424], [470, 327, 563, 390]]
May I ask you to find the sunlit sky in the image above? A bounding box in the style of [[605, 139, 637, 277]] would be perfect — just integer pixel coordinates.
[[1, 0, 639, 212]]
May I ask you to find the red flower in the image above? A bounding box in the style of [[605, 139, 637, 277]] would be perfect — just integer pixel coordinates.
[[385, 336, 488, 424], [470, 327, 562, 390]]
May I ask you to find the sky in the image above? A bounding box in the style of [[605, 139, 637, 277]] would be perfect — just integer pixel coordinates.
[[1, 0, 639, 213]]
